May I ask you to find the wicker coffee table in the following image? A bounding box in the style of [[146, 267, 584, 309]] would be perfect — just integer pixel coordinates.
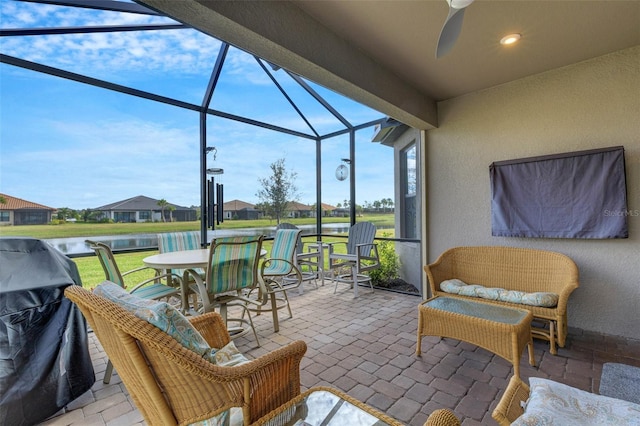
[[252, 386, 403, 426], [417, 296, 535, 377]]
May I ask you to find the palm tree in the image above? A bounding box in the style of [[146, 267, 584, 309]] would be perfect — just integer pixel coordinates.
[[385, 198, 394, 212], [157, 199, 168, 223]]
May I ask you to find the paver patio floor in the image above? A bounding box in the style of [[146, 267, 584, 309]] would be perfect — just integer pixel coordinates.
[[42, 280, 640, 425]]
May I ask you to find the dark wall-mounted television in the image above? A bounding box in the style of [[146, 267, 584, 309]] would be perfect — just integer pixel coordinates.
[[490, 146, 628, 239]]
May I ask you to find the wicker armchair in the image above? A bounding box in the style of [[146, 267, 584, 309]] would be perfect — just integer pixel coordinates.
[[492, 375, 530, 426], [493, 373, 640, 425], [64, 285, 307, 426], [425, 409, 462, 426]]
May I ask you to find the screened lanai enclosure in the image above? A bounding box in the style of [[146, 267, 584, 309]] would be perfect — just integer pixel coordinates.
[[1, 0, 422, 292]]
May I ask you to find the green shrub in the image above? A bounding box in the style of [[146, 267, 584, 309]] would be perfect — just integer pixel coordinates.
[[369, 234, 400, 285]]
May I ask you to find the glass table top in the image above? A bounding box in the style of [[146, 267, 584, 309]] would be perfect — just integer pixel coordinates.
[[424, 296, 528, 324], [260, 389, 393, 426]]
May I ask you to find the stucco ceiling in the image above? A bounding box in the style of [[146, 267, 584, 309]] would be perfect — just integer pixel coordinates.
[[291, 1, 640, 101], [139, 0, 640, 129]]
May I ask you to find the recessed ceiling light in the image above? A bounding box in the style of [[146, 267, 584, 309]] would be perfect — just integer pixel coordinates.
[[500, 33, 521, 45]]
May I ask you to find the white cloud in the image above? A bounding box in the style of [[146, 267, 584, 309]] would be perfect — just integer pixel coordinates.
[[0, 1, 393, 209], [1, 2, 220, 80], [223, 49, 273, 86]]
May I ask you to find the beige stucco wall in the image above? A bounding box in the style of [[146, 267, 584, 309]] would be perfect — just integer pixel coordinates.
[[425, 46, 640, 339]]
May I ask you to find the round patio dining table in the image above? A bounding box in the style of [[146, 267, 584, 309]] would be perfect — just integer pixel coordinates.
[[143, 248, 267, 311]]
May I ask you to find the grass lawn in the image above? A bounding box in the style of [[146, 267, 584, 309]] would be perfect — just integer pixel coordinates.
[[0, 214, 394, 239], [1, 214, 395, 289]]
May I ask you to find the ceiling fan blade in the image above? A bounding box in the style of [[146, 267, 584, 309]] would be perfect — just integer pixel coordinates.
[[436, 6, 466, 58]]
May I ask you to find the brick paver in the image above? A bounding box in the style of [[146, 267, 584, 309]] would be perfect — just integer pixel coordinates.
[[43, 281, 640, 425]]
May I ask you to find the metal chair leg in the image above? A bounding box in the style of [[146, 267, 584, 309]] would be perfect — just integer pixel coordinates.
[[103, 360, 114, 384]]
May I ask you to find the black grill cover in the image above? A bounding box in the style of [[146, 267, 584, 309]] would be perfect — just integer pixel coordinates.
[[0, 238, 95, 426]]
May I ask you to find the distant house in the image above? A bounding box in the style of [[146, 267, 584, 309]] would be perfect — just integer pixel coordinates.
[[332, 208, 350, 217], [223, 199, 261, 220], [94, 195, 196, 223], [221, 200, 335, 220], [292, 202, 337, 217], [320, 203, 337, 217], [0, 193, 56, 226], [286, 201, 313, 218]]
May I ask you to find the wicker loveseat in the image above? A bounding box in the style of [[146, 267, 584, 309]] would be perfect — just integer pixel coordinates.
[[424, 246, 579, 354], [64, 285, 307, 426]]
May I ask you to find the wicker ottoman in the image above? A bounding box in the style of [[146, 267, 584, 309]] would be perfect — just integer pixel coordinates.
[[417, 296, 535, 377]]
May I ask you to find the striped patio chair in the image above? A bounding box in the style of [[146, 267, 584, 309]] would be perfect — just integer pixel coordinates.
[[85, 239, 181, 383], [157, 231, 203, 279], [188, 235, 265, 345], [252, 228, 303, 332], [276, 222, 323, 288]]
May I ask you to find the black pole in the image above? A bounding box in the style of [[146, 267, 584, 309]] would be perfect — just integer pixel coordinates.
[[315, 137, 322, 238], [200, 111, 208, 247], [349, 130, 356, 225]]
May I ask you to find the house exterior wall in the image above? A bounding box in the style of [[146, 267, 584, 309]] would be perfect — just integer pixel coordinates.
[[425, 46, 640, 339]]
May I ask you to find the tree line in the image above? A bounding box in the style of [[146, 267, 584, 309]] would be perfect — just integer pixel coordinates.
[[335, 198, 394, 212]]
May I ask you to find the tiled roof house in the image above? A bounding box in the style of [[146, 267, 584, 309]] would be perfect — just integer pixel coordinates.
[[0, 193, 56, 226], [320, 203, 337, 216], [223, 199, 261, 220], [286, 201, 312, 218], [94, 195, 196, 223]]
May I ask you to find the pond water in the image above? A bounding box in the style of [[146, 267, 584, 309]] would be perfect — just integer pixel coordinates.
[[47, 223, 393, 256]]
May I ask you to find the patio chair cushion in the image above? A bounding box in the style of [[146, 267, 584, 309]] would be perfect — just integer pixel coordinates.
[[94, 281, 247, 367], [440, 279, 559, 308], [187, 411, 229, 426], [512, 377, 640, 426]]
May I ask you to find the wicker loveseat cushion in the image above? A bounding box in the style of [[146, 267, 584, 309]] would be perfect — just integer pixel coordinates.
[[440, 279, 559, 308], [94, 281, 247, 367], [512, 377, 640, 425]]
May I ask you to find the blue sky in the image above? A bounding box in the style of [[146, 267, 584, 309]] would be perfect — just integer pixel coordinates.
[[0, 0, 394, 211]]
